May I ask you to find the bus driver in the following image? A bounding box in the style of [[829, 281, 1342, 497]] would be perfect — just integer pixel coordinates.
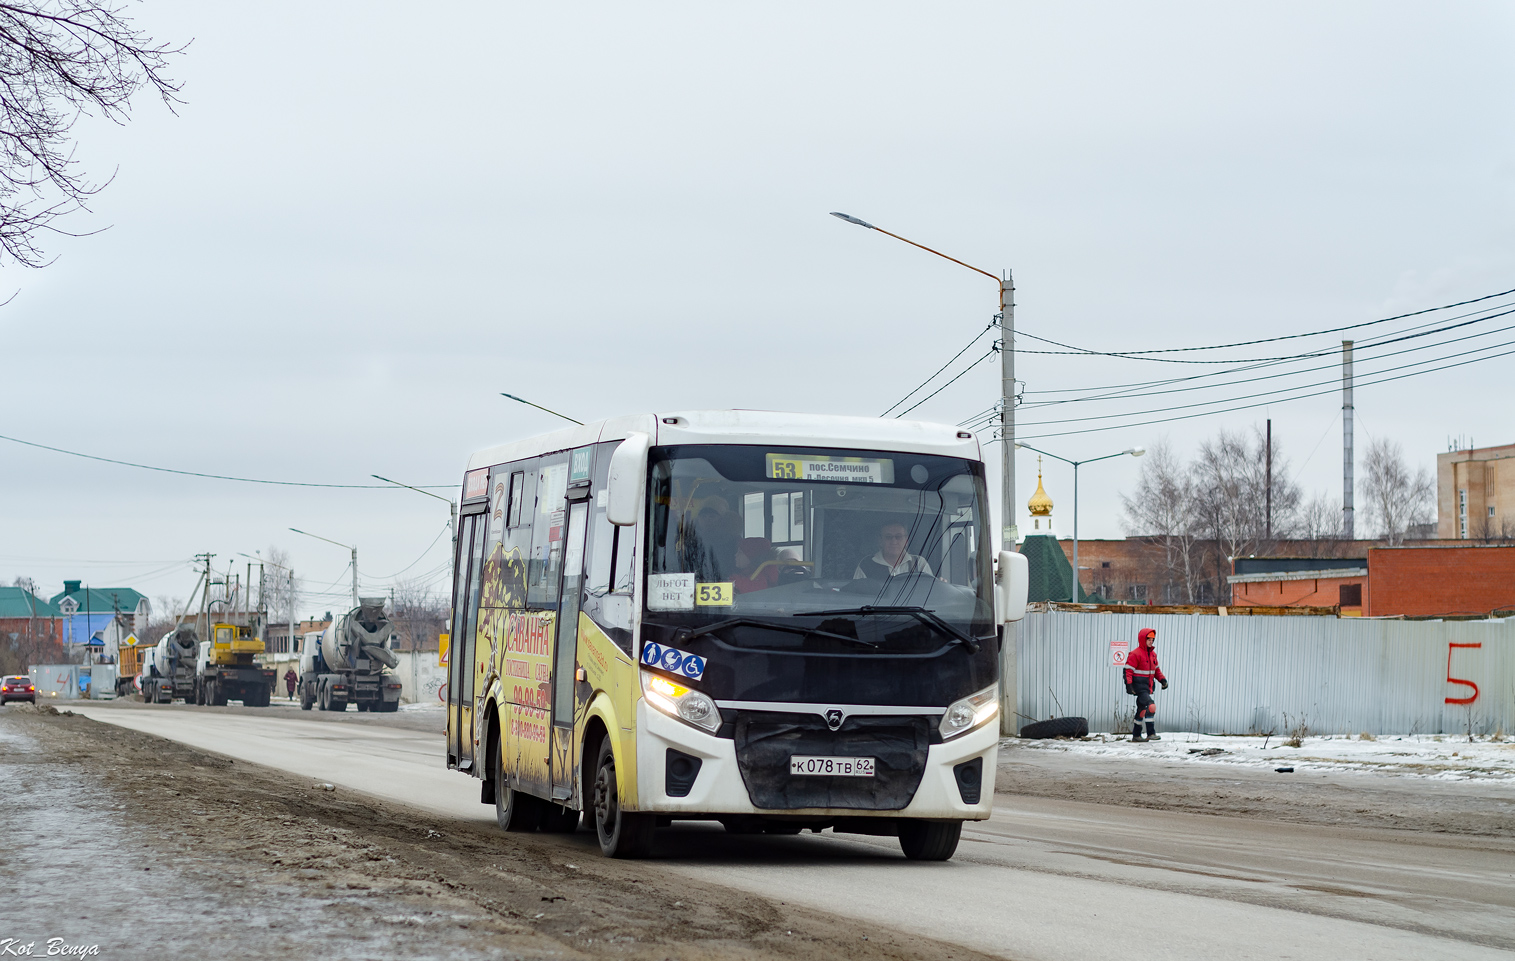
[[854, 521, 934, 580]]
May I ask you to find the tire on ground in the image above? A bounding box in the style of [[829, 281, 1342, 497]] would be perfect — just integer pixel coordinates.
[[1019, 716, 1089, 739], [899, 819, 963, 861], [492, 737, 544, 832], [592, 738, 654, 858]]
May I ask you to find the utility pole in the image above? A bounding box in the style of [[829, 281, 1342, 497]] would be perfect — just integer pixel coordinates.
[[827, 211, 1020, 733], [1342, 341, 1355, 539], [1001, 273, 1017, 547], [288, 569, 296, 658], [1265, 419, 1273, 541], [351, 545, 358, 610]]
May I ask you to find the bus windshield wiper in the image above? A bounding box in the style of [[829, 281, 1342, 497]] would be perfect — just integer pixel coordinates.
[[799, 606, 985, 654], [645, 617, 881, 650]]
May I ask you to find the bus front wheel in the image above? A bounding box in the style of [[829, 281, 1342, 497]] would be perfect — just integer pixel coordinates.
[[899, 820, 962, 861], [592, 739, 654, 858]]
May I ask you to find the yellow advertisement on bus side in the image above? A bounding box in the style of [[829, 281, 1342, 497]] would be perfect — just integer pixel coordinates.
[[501, 609, 554, 796]]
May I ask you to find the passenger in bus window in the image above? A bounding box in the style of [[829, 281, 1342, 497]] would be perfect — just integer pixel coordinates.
[[684, 498, 741, 581], [733, 537, 780, 593], [854, 521, 934, 580]]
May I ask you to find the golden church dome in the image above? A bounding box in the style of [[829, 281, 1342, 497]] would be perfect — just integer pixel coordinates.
[[1027, 463, 1054, 517]]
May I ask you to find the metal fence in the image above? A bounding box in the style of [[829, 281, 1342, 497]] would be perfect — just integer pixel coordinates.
[[1014, 611, 1515, 736]]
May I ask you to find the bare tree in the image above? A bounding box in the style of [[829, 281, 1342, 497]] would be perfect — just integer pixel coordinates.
[[1190, 426, 1301, 599], [1121, 439, 1204, 602], [390, 577, 447, 652], [258, 546, 303, 625], [1294, 493, 1350, 557], [140, 593, 184, 641], [1361, 438, 1434, 546], [1470, 511, 1515, 544], [0, 2, 183, 266]]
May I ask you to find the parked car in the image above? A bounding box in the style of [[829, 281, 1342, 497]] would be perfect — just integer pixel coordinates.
[[1, 675, 37, 705]]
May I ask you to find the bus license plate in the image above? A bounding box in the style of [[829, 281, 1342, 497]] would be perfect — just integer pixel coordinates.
[[790, 756, 875, 777]]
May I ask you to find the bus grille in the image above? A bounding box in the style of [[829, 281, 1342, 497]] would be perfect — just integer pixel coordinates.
[[732, 713, 929, 811]]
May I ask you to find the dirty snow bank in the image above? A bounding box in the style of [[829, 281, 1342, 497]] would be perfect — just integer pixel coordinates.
[[1010, 731, 1515, 781]]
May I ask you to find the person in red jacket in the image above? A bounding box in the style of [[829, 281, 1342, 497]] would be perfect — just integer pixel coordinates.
[[1123, 627, 1168, 742]]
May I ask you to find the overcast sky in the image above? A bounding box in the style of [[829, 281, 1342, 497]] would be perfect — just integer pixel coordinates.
[[2, 1, 1512, 614]]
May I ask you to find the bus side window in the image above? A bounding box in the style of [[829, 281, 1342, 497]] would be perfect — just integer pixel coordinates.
[[506, 471, 526, 528], [528, 454, 570, 609], [584, 440, 632, 647]]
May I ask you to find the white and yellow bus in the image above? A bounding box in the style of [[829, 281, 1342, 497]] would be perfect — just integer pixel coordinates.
[[445, 410, 1028, 860]]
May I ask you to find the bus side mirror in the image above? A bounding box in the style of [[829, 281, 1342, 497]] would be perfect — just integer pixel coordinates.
[[997, 550, 1028, 623], [607, 431, 650, 527]]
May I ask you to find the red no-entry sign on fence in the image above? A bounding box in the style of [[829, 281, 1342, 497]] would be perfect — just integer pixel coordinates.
[[1109, 640, 1129, 666]]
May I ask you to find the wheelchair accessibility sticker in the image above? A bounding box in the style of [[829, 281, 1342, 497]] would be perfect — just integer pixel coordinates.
[[640, 642, 706, 681]]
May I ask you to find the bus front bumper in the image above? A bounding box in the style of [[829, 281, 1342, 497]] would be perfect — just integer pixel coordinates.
[[633, 699, 997, 820]]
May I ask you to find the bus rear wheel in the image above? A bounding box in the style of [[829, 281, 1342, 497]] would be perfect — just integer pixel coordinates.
[[898, 820, 962, 861], [592, 739, 653, 858]]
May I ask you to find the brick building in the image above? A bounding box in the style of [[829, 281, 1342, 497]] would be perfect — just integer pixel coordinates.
[[1225, 545, 1515, 617], [1051, 537, 1446, 607], [1362, 544, 1515, 617], [1439, 441, 1515, 540], [0, 587, 63, 666], [1228, 556, 1367, 613]]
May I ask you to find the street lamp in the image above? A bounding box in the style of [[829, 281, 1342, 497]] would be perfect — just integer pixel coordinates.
[[289, 528, 358, 610], [1015, 443, 1144, 603], [829, 212, 1019, 548]]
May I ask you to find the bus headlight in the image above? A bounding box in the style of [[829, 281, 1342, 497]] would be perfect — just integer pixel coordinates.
[[640, 671, 721, 735], [939, 685, 999, 740]]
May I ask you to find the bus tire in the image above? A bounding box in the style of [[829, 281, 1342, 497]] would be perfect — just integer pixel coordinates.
[[899, 820, 962, 861], [492, 743, 543, 832], [1019, 716, 1088, 739], [592, 738, 654, 858]]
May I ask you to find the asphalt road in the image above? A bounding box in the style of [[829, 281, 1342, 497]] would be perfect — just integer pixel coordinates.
[[73, 702, 1515, 961]]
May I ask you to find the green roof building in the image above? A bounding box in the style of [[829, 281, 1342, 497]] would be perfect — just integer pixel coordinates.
[[0, 587, 58, 619], [49, 580, 148, 616]]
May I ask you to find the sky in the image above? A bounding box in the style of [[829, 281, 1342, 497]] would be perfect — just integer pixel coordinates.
[[2, 1, 1512, 615]]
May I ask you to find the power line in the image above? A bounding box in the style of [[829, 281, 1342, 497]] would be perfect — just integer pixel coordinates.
[[895, 347, 998, 418], [373, 521, 452, 580], [881, 321, 997, 417], [1000, 336, 1515, 429], [1017, 298, 1515, 399], [1002, 342, 1515, 441], [0, 432, 453, 489], [1017, 307, 1515, 411], [1013, 285, 1515, 360]]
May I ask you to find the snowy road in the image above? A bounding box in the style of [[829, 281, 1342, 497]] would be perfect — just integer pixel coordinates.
[[74, 703, 1515, 961]]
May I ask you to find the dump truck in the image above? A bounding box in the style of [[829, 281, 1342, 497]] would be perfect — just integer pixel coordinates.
[[141, 627, 199, 703], [196, 622, 276, 707], [300, 598, 402, 712]]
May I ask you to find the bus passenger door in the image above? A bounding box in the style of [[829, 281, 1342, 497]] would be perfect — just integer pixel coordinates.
[[550, 495, 590, 801], [447, 512, 486, 770]]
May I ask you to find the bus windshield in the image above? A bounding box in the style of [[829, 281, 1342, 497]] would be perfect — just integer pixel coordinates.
[[647, 444, 994, 653]]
